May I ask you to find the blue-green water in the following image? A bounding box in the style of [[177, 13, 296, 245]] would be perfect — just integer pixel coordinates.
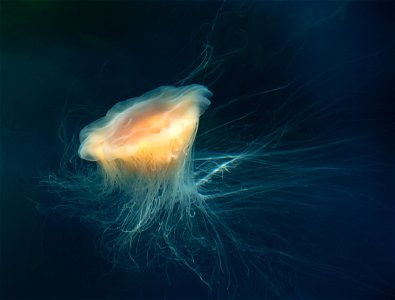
[[1, 1, 394, 299]]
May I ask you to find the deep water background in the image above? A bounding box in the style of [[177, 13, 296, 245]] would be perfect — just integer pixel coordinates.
[[1, 1, 394, 299]]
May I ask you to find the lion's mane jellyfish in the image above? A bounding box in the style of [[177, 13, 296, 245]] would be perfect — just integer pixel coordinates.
[[46, 80, 323, 291], [50, 84, 251, 285]]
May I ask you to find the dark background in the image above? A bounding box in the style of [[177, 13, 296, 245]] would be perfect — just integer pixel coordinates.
[[1, 0, 394, 299]]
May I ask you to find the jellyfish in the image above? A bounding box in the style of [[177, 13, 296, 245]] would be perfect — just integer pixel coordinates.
[[47, 83, 254, 288], [46, 79, 334, 293], [76, 84, 218, 276], [39, 2, 393, 298]]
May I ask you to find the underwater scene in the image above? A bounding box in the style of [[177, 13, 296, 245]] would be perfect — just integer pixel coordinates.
[[1, 1, 394, 299]]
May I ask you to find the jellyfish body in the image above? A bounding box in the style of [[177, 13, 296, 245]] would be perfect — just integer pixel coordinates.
[[70, 84, 233, 282], [45, 81, 357, 294], [79, 85, 211, 180]]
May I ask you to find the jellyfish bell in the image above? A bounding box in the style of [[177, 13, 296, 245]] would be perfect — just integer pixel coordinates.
[[78, 84, 212, 186]]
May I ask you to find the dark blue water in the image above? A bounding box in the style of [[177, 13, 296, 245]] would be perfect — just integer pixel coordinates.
[[1, 1, 394, 299]]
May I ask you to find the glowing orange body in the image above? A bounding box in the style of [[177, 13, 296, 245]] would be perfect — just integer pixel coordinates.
[[78, 85, 211, 177]]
